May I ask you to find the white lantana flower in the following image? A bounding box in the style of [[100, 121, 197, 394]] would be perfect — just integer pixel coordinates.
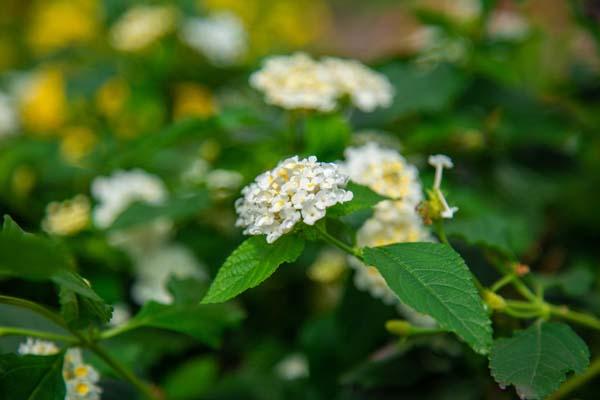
[[250, 53, 339, 112], [323, 57, 394, 112], [487, 10, 530, 41], [91, 169, 172, 256], [341, 143, 434, 326], [0, 91, 19, 138], [91, 169, 168, 229], [180, 12, 247, 66], [131, 243, 207, 304], [110, 5, 177, 52], [19, 341, 102, 400], [250, 53, 394, 112], [235, 156, 353, 243], [18, 338, 59, 355], [428, 154, 458, 219]]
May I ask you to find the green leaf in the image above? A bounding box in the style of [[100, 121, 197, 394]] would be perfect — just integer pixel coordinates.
[[0, 353, 66, 400], [202, 235, 305, 304], [109, 191, 210, 231], [162, 356, 218, 400], [125, 301, 245, 348], [304, 113, 351, 159], [445, 213, 532, 257], [53, 271, 112, 327], [489, 322, 590, 399], [0, 216, 74, 280], [328, 182, 388, 217], [363, 243, 492, 354]]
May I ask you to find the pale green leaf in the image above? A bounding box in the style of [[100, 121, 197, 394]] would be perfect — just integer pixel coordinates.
[[363, 242, 492, 354], [202, 235, 305, 304], [489, 321, 590, 399]]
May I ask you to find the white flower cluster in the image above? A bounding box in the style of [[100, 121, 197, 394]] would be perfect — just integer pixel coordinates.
[[91, 169, 206, 304], [132, 243, 207, 304], [181, 12, 247, 66], [0, 91, 18, 138], [487, 10, 530, 41], [250, 53, 393, 112], [110, 5, 177, 52], [235, 156, 353, 243], [91, 169, 168, 229], [342, 143, 433, 325], [19, 340, 101, 400]]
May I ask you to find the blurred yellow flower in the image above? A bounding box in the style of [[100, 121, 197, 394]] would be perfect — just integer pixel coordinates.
[[60, 126, 98, 164], [42, 194, 91, 236], [173, 83, 217, 120], [110, 5, 178, 52], [19, 68, 67, 134], [203, 0, 330, 56], [96, 77, 130, 118], [307, 249, 346, 284], [26, 0, 100, 55]]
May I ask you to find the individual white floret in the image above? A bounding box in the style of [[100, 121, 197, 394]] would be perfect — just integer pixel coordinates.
[[235, 155, 353, 243], [180, 12, 247, 66], [428, 154, 458, 219], [323, 57, 394, 112], [249, 53, 340, 112]]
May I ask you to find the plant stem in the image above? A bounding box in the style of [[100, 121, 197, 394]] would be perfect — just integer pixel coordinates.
[[99, 321, 140, 340], [316, 225, 363, 260], [0, 326, 78, 344], [548, 356, 600, 400], [434, 220, 449, 245], [490, 274, 515, 292], [0, 294, 157, 399], [86, 341, 158, 400], [549, 305, 600, 331]]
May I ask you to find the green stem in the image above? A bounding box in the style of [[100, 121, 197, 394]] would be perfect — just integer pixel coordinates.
[[549, 305, 600, 331], [434, 221, 449, 245], [490, 274, 515, 292], [86, 341, 158, 400], [548, 356, 600, 400], [0, 295, 157, 399], [316, 225, 363, 260], [99, 321, 140, 340], [0, 326, 78, 344]]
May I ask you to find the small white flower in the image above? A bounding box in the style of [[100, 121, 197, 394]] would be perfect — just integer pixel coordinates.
[[323, 57, 394, 112], [250, 53, 339, 112], [131, 243, 207, 304], [108, 303, 131, 326], [180, 12, 247, 66], [274, 353, 309, 380], [91, 169, 168, 229], [428, 154, 458, 219], [0, 91, 19, 138], [91, 169, 172, 256], [235, 156, 353, 243], [487, 10, 529, 40], [110, 5, 177, 52], [18, 338, 59, 356]]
